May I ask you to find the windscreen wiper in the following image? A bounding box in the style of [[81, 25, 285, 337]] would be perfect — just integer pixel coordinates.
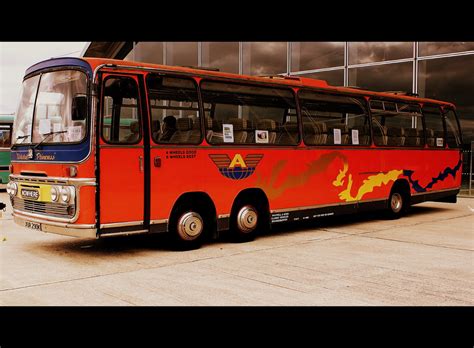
[[11, 134, 31, 148], [33, 130, 68, 150], [16, 134, 30, 142]]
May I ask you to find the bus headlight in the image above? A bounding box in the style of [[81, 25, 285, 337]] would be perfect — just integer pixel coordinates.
[[60, 186, 75, 203], [8, 182, 18, 197], [50, 186, 60, 202]]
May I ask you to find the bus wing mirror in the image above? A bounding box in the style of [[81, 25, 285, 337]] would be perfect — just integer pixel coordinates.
[[72, 95, 87, 121]]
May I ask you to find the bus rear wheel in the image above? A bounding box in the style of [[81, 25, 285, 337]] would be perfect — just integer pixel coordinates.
[[230, 204, 259, 242], [386, 187, 408, 220]]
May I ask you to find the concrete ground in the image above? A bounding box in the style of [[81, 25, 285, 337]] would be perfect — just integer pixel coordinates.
[[0, 191, 473, 306]]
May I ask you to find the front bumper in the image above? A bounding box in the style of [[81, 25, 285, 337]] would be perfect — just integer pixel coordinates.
[[13, 213, 97, 238]]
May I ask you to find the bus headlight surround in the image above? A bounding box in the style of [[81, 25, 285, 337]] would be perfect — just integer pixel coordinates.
[[60, 186, 75, 203], [50, 186, 60, 202]]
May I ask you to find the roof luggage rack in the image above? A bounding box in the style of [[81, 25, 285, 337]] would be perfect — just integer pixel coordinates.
[[383, 91, 419, 97], [181, 66, 220, 72]]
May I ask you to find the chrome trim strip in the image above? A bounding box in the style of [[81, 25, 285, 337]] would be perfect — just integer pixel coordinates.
[[218, 214, 230, 219], [9, 175, 94, 223], [270, 199, 386, 214], [411, 187, 460, 196], [100, 230, 149, 238], [150, 219, 167, 225], [9, 174, 96, 187], [14, 215, 96, 238], [13, 207, 79, 223], [100, 221, 143, 229]]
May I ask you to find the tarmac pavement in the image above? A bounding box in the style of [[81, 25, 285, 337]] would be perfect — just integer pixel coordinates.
[[0, 191, 473, 306]]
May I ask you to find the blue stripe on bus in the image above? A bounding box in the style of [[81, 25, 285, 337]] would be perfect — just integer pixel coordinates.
[[11, 136, 91, 162], [25, 58, 93, 77]]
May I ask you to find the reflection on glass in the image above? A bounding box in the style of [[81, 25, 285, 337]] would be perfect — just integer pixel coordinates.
[[131, 42, 164, 64], [419, 42, 474, 57], [165, 42, 198, 67], [242, 42, 287, 76], [12, 75, 40, 144], [418, 55, 474, 145], [202, 42, 239, 74], [296, 69, 344, 86], [348, 62, 412, 93], [349, 42, 413, 65], [291, 42, 344, 71]]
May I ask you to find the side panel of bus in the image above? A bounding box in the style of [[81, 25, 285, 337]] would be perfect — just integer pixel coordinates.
[[146, 146, 461, 224]]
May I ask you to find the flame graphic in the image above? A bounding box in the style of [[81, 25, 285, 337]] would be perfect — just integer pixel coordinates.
[[255, 152, 347, 200], [255, 151, 402, 202], [336, 170, 403, 202]]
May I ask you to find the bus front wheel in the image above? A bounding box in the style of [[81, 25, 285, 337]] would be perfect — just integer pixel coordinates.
[[170, 208, 205, 250]]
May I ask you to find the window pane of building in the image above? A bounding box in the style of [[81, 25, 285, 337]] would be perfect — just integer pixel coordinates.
[[202, 42, 239, 74], [348, 42, 413, 65], [297, 69, 344, 86], [348, 62, 413, 93], [165, 42, 198, 67], [418, 55, 474, 145], [419, 42, 474, 57], [129, 42, 164, 64], [242, 42, 287, 76], [291, 42, 344, 72]]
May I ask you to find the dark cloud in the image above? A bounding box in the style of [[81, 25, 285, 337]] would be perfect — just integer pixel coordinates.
[[291, 42, 344, 71], [419, 42, 474, 57], [349, 42, 413, 65], [242, 42, 287, 76], [202, 42, 239, 74]]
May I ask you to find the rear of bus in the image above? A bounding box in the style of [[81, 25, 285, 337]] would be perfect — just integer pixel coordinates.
[[7, 58, 97, 237]]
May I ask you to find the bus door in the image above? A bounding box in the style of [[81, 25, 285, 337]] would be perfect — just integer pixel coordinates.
[[98, 73, 147, 233]]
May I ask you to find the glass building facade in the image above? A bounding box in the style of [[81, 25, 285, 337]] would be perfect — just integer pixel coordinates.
[[90, 41, 474, 192]]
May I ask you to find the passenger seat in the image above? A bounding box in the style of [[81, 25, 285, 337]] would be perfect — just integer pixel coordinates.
[[404, 128, 420, 146], [386, 127, 405, 146]]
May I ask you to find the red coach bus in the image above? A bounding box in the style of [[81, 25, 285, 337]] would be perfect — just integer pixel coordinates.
[[7, 57, 463, 248]]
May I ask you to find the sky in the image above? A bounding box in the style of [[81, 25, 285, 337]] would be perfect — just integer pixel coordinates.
[[0, 42, 87, 115]]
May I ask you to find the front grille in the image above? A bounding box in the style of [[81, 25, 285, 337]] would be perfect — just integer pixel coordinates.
[[13, 197, 76, 218]]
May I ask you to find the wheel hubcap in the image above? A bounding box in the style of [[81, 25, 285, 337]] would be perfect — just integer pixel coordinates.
[[237, 206, 258, 233], [177, 212, 203, 240], [391, 193, 403, 213]]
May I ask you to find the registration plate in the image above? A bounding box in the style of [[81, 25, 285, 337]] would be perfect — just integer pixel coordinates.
[[21, 188, 39, 200], [24, 221, 42, 231]]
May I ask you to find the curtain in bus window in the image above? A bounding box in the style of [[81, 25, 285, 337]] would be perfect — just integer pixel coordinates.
[[200, 81, 298, 145], [298, 90, 369, 146], [146, 75, 201, 144]]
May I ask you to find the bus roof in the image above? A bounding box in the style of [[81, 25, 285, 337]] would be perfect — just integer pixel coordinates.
[[0, 115, 14, 123], [26, 57, 455, 109]]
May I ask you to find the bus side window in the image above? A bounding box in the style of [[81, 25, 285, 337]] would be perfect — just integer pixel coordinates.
[[443, 108, 462, 148], [422, 105, 445, 148], [370, 101, 423, 147], [299, 90, 370, 146], [146, 74, 201, 145], [101, 76, 141, 144], [200, 81, 298, 146]]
